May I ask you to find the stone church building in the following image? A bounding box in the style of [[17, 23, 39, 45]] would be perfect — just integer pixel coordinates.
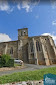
[[0, 28, 56, 65]]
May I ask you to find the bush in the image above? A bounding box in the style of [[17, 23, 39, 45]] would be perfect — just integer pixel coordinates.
[[0, 54, 14, 67], [1, 54, 11, 66], [6, 59, 14, 67]]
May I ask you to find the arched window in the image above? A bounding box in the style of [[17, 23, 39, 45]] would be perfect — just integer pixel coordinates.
[[36, 41, 41, 51], [10, 47, 13, 54]]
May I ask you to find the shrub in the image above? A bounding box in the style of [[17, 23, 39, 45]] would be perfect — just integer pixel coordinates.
[[6, 59, 14, 67], [0, 54, 14, 67], [1, 54, 11, 66]]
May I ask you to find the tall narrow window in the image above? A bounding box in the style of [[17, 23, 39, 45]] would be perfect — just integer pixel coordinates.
[[30, 42, 33, 52], [36, 41, 41, 51], [10, 47, 13, 54]]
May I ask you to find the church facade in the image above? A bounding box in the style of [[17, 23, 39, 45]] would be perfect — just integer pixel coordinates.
[[0, 28, 56, 65]]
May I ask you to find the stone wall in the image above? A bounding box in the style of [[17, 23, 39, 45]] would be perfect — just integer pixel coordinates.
[[18, 39, 28, 63], [0, 41, 18, 59], [18, 28, 28, 40], [28, 37, 46, 65], [28, 36, 56, 65]]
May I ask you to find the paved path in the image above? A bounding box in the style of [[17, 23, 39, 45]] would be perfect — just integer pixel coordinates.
[[0, 64, 56, 76]]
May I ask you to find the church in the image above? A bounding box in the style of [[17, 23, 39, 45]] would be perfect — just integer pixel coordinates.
[[0, 28, 56, 65]]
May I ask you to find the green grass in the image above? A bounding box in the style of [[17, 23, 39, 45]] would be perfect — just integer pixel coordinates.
[[14, 63, 21, 67], [0, 67, 56, 84]]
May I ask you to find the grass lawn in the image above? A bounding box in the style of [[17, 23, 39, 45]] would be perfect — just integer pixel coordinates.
[[14, 63, 22, 67], [0, 67, 56, 84]]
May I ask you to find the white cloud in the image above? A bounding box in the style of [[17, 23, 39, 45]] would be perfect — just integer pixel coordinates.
[[17, 0, 40, 12], [0, 0, 13, 13], [22, 1, 30, 12], [52, 20, 56, 25], [17, 4, 21, 10], [0, 0, 40, 13], [0, 33, 11, 42], [51, 0, 56, 9], [42, 33, 56, 45], [17, 1, 31, 12]]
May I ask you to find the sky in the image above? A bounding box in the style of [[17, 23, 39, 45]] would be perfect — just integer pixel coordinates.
[[0, 0, 56, 45]]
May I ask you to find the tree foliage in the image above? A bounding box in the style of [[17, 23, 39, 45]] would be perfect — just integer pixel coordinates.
[[1, 54, 11, 65]]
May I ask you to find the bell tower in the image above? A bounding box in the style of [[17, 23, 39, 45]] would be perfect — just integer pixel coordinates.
[[18, 28, 28, 40]]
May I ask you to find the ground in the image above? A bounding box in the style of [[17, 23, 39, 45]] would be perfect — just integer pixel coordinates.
[[0, 64, 56, 76]]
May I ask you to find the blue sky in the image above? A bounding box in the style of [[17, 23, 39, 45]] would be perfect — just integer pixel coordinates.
[[0, 0, 56, 45]]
